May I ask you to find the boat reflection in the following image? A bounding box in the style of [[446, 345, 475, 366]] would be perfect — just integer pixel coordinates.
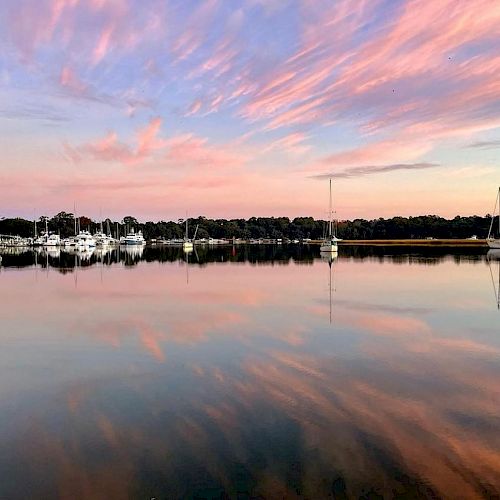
[[1, 245, 491, 270], [487, 250, 500, 309], [322, 252, 337, 324], [63, 246, 95, 261]]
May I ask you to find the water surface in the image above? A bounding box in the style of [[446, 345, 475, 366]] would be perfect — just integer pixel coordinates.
[[1, 245, 499, 499]]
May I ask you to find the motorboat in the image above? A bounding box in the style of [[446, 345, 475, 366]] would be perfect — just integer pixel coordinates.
[[75, 230, 96, 248], [120, 228, 146, 245]]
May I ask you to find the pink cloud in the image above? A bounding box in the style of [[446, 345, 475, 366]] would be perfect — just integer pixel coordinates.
[[170, 0, 220, 61], [263, 132, 312, 155], [71, 118, 247, 174], [59, 65, 87, 94], [238, 0, 500, 168], [186, 99, 203, 116], [164, 133, 247, 170], [76, 117, 167, 165], [92, 22, 115, 64]]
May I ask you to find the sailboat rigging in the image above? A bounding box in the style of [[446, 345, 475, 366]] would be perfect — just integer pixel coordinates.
[[487, 187, 500, 249], [320, 178, 342, 253], [183, 215, 195, 252]]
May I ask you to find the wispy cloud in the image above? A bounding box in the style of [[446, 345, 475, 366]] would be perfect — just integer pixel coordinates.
[[0, 104, 70, 123], [69, 117, 247, 171], [466, 140, 500, 149], [312, 162, 440, 180]]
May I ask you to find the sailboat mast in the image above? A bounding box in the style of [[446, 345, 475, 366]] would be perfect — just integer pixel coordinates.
[[497, 258, 500, 310], [488, 189, 499, 239], [329, 178, 333, 239], [74, 202, 77, 236]]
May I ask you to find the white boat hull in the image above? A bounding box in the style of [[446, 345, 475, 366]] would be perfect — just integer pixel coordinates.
[[320, 244, 338, 253], [487, 239, 500, 249], [122, 240, 146, 245]]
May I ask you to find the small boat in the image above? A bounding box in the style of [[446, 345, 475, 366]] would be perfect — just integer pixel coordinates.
[[487, 187, 500, 249], [120, 228, 146, 245], [95, 220, 117, 246], [62, 237, 77, 247], [320, 178, 342, 253], [34, 219, 61, 246], [75, 230, 97, 248]]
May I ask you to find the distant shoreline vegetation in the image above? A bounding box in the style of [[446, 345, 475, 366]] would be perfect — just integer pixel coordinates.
[[1, 212, 497, 240]]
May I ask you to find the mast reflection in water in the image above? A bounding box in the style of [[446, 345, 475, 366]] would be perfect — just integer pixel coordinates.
[[0, 245, 499, 498]]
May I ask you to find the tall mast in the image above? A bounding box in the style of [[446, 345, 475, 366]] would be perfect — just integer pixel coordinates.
[[185, 212, 189, 240], [329, 178, 332, 239], [34, 209, 37, 238], [488, 188, 499, 240], [74, 202, 77, 236]]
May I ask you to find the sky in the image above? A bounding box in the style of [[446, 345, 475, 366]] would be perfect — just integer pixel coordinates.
[[1, 0, 499, 221]]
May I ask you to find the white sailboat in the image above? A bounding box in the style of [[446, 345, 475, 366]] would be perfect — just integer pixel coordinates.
[[183, 218, 198, 252], [487, 187, 500, 249], [320, 178, 342, 253]]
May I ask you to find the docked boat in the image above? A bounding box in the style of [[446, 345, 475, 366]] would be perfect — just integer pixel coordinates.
[[320, 178, 342, 253], [34, 231, 61, 246], [62, 237, 76, 247], [95, 233, 117, 246], [34, 219, 61, 247], [95, 220, 117, 246], [75, 230, 96, 248], [120, 228, 146, 245], [487, 187, 500, 249]]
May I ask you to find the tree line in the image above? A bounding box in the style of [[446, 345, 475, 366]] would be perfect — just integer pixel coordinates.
[[0, 212, 497, 240]]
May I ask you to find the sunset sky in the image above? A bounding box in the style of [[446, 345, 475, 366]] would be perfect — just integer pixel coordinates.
[[1, 0, 499, 221]]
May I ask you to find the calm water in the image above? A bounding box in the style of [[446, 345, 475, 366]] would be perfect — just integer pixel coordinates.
[[1, 245, 499, 499]]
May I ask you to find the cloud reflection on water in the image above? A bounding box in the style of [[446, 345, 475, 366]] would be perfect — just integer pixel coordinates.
[[0, 249, 499, 498]]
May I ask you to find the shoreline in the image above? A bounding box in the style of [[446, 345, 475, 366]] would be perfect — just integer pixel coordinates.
[[336, 239, 487, 247]]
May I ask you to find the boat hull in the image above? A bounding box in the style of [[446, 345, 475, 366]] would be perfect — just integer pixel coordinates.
[[487, 239, 500, 249], [320, 244, 338, 253], [122, 241, 146, 245]]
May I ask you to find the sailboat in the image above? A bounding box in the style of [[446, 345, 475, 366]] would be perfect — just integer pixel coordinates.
[[183, 217, 198, 252], [320, 178, 342, 253], [487, 187, 500, 249]]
